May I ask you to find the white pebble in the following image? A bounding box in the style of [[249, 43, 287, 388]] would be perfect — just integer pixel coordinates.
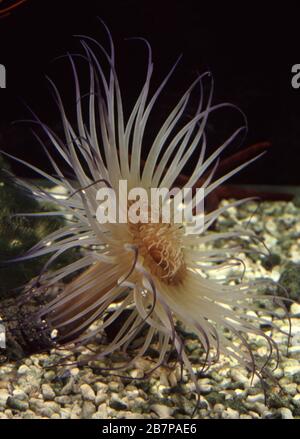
[[221, 408, 239, 419], [284, 365, 300, 376], [80, 384, 96, 401], [17, 365, 30, 375], [279, 408, 294, 419]]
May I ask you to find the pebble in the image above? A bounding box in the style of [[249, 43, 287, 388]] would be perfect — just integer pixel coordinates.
[[246, 393, 265, 404], [248, 411, 260, 419], [28, 398, 44, 412], [6, 397, 29, 411], [0, 389, 9, 406], [130, 369, 144, 379], [284, 365, 300, 376], [60, 409, 71, 419], [55, 396, 71, 405], [198, 381, 212, 394], [123, 412, 147, 419], [70, 368, 80, 377], [94, 382, 108, 392], [17, 365, 30, 375], [288, 345, 300, 354], [253, 402, 269, 416], [42, 384, 55, 400], [44, 371, 56, 381], [92, 403, 108, 419], [43, 401, 61, 414], [279, 408, 294, 419], [150, 404, 174, 418], [213, 403, 225, 413], [81, 401, 96, 419], [283, 383, 298, 396], [291, 303, 300, 315], [80, 384, 96, 401], [23, 410, 37, 419], [39, 407, 54, 418], [110, 394, 128, 411], [95, 390, 107, 406], [221, 408, 239, 419], [230, 369, 248, 385], [292, 394, 300, 407], [60, 379, 74, 395], [108, 381, 121, 392], [70, 403, 82, 419], [12, 389, 28, 401]]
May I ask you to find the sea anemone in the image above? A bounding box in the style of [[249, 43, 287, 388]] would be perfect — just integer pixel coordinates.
[[1, 23, 290, 409]]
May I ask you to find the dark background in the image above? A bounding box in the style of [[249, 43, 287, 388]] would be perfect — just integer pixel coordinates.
[[0, 0, 299, 186]]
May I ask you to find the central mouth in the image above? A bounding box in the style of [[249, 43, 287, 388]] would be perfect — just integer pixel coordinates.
[[128, 220, 186, 285]]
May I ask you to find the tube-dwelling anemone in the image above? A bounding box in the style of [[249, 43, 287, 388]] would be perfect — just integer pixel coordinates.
[[2, 23, 290, 405]]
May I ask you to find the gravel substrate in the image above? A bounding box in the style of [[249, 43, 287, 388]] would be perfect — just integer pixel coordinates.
[[0, 199, 300, 419]]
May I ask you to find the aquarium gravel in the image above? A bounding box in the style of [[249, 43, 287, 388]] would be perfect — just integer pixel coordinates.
[[0, 198, 299, 419]]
